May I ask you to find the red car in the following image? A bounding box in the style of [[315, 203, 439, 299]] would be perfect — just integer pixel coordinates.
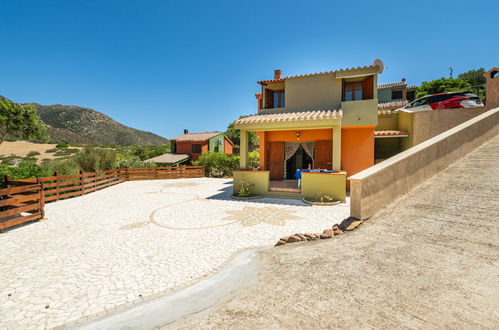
[[403, 91, 483, 111]]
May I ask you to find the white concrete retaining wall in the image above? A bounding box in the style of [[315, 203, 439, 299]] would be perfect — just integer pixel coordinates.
[[349, 107, 499, 219]]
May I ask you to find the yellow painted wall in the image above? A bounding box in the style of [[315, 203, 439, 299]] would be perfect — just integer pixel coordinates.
[[341, 99, 379, 126], [398, 110, 414, 151], [233, 171, 270, 196], [285, 74, 342, 111], [376, 112, 399, 130], [301, 172, 346, 201]]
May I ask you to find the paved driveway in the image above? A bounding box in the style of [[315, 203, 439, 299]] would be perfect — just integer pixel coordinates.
[[167, 135, 499, 329], [0, 178, 349, 329]]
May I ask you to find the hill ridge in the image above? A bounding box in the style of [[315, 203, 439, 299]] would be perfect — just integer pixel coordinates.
[[1, 96, 169, 146]]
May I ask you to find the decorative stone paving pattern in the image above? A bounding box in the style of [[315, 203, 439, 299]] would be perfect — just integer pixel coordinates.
[[0, 178, 349, 329]]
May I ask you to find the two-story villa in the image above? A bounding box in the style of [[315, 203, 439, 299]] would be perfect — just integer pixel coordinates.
[[233, 59, 385, 201]]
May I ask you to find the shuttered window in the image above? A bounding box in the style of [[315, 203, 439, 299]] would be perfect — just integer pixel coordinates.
[[342, 75, 374, 101], [265, 89, 285, 108]]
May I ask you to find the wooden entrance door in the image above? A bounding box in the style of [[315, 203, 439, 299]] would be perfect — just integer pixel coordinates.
[[267, 142, 284, 180], [315, 140, 332, 170]]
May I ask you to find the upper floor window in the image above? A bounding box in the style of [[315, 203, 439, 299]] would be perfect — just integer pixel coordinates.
[[344, 82, 363, 101], [265, 89, 285, 108], [192, 144, 202, 153], [342, 75, 374, 101], [391, 89, 403, 100]]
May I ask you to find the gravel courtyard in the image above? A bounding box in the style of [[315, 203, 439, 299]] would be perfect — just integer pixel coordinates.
[[0, 178, 349, 329]]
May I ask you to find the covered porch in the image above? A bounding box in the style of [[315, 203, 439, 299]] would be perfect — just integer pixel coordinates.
[[234, 109, 347, 201]]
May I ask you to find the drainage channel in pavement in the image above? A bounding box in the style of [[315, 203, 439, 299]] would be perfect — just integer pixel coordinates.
[[72, 247, 265, 330]]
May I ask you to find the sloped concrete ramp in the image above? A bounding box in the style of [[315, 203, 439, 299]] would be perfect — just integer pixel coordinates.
[[165, 135, 499, 329]]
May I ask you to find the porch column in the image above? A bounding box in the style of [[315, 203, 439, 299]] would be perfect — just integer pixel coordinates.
[[240, 129, 249, 169], [332, 125, 341, 171]]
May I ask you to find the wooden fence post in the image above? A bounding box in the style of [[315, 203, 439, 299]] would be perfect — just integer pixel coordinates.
[[92, 168, 97, 191], [53, 171, 59, 201], [37, 178, 45, 219], [79, 170, 84, 195]]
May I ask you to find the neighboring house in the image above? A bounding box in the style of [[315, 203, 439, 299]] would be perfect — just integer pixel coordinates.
[[170, 130, 233, 161], [375, 80, 492, 160], [233, 59, 385, 201], [144, 153, 190, 166], [377, 79, 418, 104]]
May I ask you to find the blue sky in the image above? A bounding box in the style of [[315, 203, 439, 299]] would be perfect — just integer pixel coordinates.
[[1, 0, 497, 139]]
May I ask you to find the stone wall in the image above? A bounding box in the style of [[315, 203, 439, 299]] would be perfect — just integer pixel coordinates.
[[410, 106, 488, 146], [349, 107, 499, 220]]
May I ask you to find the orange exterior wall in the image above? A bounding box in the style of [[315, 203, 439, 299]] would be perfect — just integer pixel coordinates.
[[341, 126, 375, 182], [175, 140, 208, 161], [224, 137, 233, 155], [256, 127, 374, 180], [257, 129, 332, 170]]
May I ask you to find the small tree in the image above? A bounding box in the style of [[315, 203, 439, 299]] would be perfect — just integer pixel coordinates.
[[458, 68, 486, 99], [0, 99, 45, 145], [194, 152, 240, 177], [226, 116, 259, 150], [416, 78, 471, 98]]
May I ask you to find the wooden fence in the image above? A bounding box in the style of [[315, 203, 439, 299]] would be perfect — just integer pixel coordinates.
[[0, 166, 204, 231]]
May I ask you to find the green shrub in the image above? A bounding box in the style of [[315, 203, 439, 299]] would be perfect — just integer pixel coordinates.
[[41, 159, 80, 176], [56, 143, 69, 149], [73, 147, 117, 171], [46, 148, 58, 153], [53, 148, 79, 156], [194, 152, 239, 177], [0, 161, 49, 182], [115, 157, 156, 169], [126, 144, 171, 161], [27, 151, 41, 157], [248, 150, 260, 169]]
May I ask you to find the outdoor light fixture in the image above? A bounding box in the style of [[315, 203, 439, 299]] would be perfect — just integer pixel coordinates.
[[296, 131, 300, 140]]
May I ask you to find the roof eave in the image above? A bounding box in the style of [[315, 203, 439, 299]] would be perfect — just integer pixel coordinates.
[[235, 117, 342, 131]]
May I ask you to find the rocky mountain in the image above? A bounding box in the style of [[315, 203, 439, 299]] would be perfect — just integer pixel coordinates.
[[2, 96, 169, 146]]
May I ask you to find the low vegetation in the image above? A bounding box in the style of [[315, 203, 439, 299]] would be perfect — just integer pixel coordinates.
[[416, 68, 487, 99], [193, 150, 259, 178], [0, 143, 173, 184]]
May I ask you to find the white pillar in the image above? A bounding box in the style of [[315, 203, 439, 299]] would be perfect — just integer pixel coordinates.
[[240, 129, 249, 169]]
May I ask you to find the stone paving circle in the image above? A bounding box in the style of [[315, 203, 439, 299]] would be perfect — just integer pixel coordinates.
[[0, 178, 349, 329]]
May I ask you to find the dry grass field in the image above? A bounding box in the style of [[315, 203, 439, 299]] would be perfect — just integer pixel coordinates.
[[0, 141, 80, 161]]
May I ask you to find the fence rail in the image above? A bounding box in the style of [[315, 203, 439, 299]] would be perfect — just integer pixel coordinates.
[[0, 166, 204, 231]]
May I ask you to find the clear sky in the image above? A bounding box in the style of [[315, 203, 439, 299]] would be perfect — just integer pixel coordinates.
[[1, 0, 497, 139]]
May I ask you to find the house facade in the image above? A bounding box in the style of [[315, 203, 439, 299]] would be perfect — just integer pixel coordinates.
[[377, 79, 418, 104], [233, 59, 385, 201], [170, 131, 233, 161]]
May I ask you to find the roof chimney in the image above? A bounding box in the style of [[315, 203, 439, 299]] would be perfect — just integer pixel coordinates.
[[274, 69, 282, 80], [184, 129, 189, 135], [401, 78, 406, 82]]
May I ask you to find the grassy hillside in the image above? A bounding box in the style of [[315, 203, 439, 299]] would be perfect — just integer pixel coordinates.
[[25, 103, 169, 146]]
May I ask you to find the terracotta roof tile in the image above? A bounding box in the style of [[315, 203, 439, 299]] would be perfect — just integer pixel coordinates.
[[235, 109, 342, 124], [378, 81, 407, 89], [171, 132, 221, 142], [257, 78, 285, 85], [145, 153, 189, 164], [374, 130, 409, 137], [406, 85, 418, 89], [378, 100, 408, 114], [257, 60, 384, 85]]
